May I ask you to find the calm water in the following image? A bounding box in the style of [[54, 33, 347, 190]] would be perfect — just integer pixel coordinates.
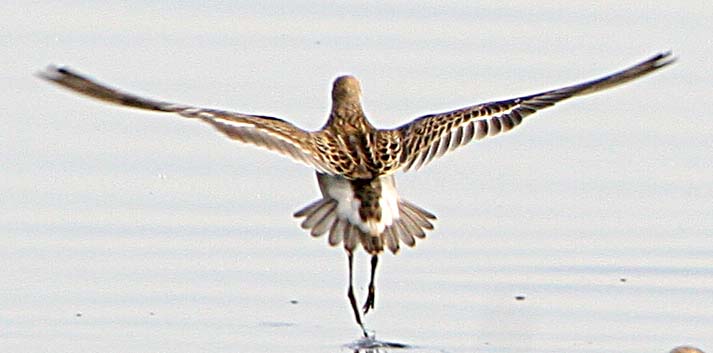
[[2, 1, 712, 352]]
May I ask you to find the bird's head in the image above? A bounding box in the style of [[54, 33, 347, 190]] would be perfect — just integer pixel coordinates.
[[331, 75, 362, 106]]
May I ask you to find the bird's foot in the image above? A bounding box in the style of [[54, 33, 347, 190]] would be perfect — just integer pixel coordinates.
[[362, 285, 375, 314]]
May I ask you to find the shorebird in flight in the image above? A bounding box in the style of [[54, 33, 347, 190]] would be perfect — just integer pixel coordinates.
[[40, 52, 674, 336]]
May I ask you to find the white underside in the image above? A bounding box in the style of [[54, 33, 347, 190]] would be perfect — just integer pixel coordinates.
[[318, 174, 400, 236]]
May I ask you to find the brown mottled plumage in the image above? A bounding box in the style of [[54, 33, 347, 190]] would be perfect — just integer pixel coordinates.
[[38, 52, 674, 337]]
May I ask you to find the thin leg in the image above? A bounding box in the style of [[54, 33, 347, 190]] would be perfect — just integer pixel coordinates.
[[347, 252, 368, 337], [362, 254, 378, 314]]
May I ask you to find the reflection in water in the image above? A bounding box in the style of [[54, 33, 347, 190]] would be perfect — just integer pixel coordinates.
[[345, 336, 410, 353]]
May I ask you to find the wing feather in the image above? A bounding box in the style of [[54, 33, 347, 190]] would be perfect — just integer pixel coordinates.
[[396, 52, 675, 171], [39, 66, 337, 174]]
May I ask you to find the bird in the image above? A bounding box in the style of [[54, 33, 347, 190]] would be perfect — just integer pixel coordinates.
[[39, 52, 674, 336]]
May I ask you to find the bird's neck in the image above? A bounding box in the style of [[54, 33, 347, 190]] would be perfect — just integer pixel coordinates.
[[325, 101, 372, 131]]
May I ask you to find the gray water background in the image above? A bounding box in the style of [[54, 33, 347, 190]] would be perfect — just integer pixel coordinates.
[[2, 1, 712, 352]]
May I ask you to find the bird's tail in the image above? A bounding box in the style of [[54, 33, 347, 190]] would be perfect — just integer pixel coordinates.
[[294, 198, 436, 254]]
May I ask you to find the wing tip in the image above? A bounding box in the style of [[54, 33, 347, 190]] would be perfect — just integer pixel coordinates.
[[36, 64, 63, 81], [36, 64, 83, 85], [652, 50, 677, 68]]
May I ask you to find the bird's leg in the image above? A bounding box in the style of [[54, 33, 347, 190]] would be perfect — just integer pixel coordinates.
[[347, 251, 368, 337], [362, 254, 378, 314]]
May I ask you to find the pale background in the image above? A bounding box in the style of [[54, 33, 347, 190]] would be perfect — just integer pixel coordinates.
[[2, 1, 712, 353]]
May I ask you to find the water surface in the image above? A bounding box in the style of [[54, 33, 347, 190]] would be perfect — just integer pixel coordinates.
[[2, 1, 711, 352]]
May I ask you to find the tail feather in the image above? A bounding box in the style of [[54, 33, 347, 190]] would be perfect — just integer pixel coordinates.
[[400, 201, 436, 230], [311, 204, 337, 236], [299, 199, 336, 233], [293, 199, 323, 218], [328, 218, 347, 246], [399, 210, 426, 239], [383, 227, 399, 253], [294, 197, 437, 254], [393, 220, 416, 247], [344, 224, 359, 252]]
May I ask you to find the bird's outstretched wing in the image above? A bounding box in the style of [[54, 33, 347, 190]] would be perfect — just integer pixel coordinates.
[[39, 66, 336, 174], [395, 52, 675, 171]]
